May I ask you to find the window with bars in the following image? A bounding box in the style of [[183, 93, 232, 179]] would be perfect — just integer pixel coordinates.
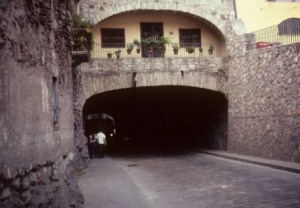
[[179, 29, 201, 47], [278, 18, 300, 35], [101, 28, 125, 48]]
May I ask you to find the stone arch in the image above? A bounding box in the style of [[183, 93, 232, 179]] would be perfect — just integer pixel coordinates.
[[82, 71, 227, 100], [79, 0, 235, 39], [80, 85, 228, 152]]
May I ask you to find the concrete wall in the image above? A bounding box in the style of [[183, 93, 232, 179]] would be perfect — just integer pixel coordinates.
[[228, 40, 300, 163], [235, 0, 300, 32], [0, 1, 82, 207]]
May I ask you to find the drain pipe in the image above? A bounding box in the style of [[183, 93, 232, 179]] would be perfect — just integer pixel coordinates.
[[132, 72, 137, 87], [233, 0, 238, 19]]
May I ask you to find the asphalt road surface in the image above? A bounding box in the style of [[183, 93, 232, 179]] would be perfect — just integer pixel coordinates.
[[78, 151, 300, 208]]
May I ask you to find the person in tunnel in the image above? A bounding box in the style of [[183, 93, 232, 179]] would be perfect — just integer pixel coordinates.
[[90, 135, 97, 159], [96, 130, 107, 158]]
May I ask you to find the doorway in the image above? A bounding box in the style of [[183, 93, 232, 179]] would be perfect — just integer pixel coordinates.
[[140, 22, 164, 58]]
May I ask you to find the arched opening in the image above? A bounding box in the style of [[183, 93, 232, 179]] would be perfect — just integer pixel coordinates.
[[82, 86, 227, 155], [91, 10, 227, 59]]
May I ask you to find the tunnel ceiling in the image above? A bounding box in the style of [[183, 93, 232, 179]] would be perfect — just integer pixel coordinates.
[[83, 86, 227, 118]]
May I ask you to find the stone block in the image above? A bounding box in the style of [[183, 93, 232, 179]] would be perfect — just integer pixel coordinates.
[[0, 187, 11, 200]]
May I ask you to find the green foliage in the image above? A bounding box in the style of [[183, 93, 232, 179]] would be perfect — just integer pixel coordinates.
[[141, 37, 159, 46], [133, 39, 140, 47], [172, 44, 179, 49], [209, 45, 215, 51], [72, 14, 93, 27], [186, 45, 195, 53], [72, 14, 94, 52], [127, 43, 134, 50], [114, 49, 121, 55], [142, 36, 172, 46], [159, 36, 171, 44]]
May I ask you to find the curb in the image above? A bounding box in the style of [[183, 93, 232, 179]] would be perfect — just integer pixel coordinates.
[[192, 149, 300, 174]]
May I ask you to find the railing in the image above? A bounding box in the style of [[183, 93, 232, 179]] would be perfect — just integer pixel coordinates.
[[91, 42, 227, 59], [253, 18, 300, 49]]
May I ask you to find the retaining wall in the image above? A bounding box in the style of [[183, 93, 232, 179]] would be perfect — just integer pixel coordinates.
[[228, 43, 300, 163], [0, 1, 83, 207]]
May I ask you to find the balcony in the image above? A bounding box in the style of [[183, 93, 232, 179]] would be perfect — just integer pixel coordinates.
[[72, 27, 93, 66], [90, 42, 227, 59]]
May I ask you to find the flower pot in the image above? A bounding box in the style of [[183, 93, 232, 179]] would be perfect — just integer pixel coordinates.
[[107, 54, 112, 59], [127, 49, 132, 55]]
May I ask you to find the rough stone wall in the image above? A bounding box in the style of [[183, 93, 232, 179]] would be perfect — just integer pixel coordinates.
[[79, 57, 229, 100], [0, 0, 83, 207], [228, 43, 300, 163], [72, 65, 90, 170], [79, 0, 236, 36]]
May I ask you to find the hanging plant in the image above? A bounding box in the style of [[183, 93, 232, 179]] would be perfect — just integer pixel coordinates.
[[186, 45, 195, 54], [127, 43, 134, 55], [72, 14, 94, 52], [208, 45, 215, 55], [172, 44, 180, 55]]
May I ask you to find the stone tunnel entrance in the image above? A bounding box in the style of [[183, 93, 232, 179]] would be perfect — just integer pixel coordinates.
[[82, 86, 227, 154]]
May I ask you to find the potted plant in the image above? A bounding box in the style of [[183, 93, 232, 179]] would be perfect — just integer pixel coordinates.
[[142, 37, 158, 54], [186, 45, 195, 54], [127, 43, 134, 55], [158, 36, 171, 53], [133, 39, 141, 53], [72, 14, 94, 52], [199, 46, 203, 53], [115, 49, 121, 58], [208, 45, 214, 55], [107, 51, 113, 59], [172, 44, 180, 55]]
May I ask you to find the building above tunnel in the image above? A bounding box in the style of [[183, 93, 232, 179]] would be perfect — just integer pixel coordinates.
[[78, 0, 237, 36]]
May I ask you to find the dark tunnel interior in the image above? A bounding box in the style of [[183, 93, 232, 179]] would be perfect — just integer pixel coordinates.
[[83, 86, 228, 155]]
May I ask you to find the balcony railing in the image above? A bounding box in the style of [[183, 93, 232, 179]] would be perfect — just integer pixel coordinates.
[[91, 42, 227, 59], [253, 18, 300, 49]]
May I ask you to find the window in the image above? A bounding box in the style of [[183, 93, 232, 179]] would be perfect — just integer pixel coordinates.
[[179, 29, 201, 47], [101, 28, 125, 48], [278, 18, 300, 35]]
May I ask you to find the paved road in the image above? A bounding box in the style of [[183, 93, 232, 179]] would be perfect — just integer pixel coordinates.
[[78, 151, 300, 208]]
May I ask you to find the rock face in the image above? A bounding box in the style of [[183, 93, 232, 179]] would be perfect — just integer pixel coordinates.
[[0, 0, 84, 207]]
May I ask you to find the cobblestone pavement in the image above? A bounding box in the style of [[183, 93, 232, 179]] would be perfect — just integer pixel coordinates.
[[112, 151, 300, 208]]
